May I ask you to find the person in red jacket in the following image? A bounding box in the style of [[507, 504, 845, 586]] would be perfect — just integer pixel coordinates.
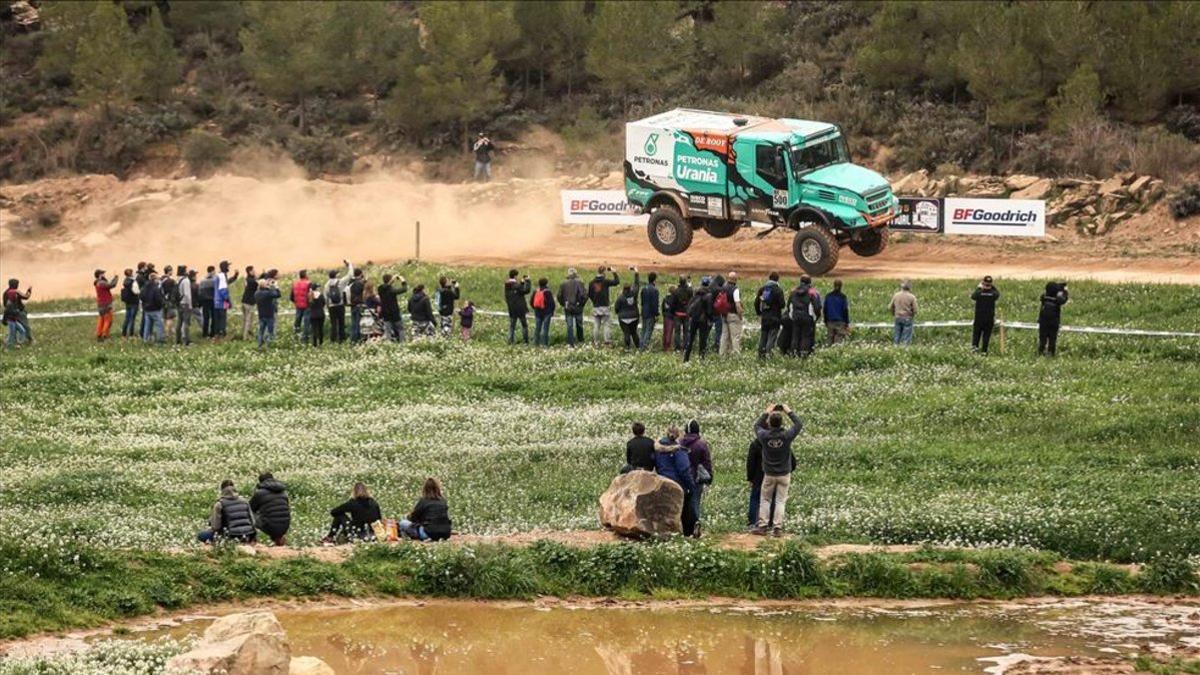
[[93, 269, 119, 341], [290, 270, 311, 342]]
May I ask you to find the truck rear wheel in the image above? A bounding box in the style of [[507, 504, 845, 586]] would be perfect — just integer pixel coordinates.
[[647, 205, 693, 256], [848, 227, 889, 257], [792, 225, 840, 275], [702, 220, 742, 239]]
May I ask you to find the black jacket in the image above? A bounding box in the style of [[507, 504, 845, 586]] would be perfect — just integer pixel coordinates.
[[558, 277, 588, 314], [241, 274, 259, 305], [755, 281, 785, 324], [755, 412, 803, 476], [409, 497, 452, 538], [331, 496, 382, 539], [121, 276, 138, 304], [249, 479, 291, 536], [378, 281, 408, 322], [626, 436, 656, 471], [615, 289, 640, 321], [1038, 284, 1068, 325], [437, 284, 460, 317], [408, 290, 434, 322], [141, 280, 165, 312], [687, 287, 713, 323], [972, 285, 1001, 322], [255, 286, 281, 319], [746, 438, 797, 483], [349, 278, 365, 306], [504, 278, 531, 317], [219, 493, 255, 540], [588, 273, 619, 308]]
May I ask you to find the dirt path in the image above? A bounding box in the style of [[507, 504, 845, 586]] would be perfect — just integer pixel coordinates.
[[445, 226, 1200, 284]]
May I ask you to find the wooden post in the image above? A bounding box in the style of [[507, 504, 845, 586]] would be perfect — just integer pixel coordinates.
[[999, 317, 1006, 354], [415, 220, 420, 261]]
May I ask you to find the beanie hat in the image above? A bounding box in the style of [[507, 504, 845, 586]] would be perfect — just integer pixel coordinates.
[[686, 419, 700, 435]]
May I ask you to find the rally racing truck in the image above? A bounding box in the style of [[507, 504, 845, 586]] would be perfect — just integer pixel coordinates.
[[624, 108, 897, 275]]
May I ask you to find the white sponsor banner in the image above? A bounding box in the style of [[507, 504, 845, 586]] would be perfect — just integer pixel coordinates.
[[944, 197, 1045, 237], [561, 190, 648, 226]]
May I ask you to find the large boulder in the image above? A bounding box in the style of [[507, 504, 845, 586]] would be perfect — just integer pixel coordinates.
[[166, 612, 290, 675], [290, 656, 336, 675], [599, 471, 684, 537], [1004, 174, 1041, 191], [1012, 177, 1054, 201]]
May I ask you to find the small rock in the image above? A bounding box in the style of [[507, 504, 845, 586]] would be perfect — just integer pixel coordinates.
[[1098, 175, 1126, 195], [1012, 177, 1053, 200], [1127, 175, 1152, 196], [289, 656, 335, 675], [1003, 174, 1040, 191], [166, 612, 290, 675]]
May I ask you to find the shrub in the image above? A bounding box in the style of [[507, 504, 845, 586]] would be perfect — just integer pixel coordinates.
[[36, 206, 61, 228], [288, 134, 354, 176], [890, 101, 987, 172], [753, 540, 824, 598], [1127, 127, 1200, 182], [1169, 184, 1200, 220], [182, 130, 231, 176], [1139, 554, 1199, 594]]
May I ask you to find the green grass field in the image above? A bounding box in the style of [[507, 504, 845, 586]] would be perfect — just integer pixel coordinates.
[[2, 265, 1199, 564]]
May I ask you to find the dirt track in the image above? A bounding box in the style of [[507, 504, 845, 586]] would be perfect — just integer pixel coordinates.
[[446, 225, 1200, 284]]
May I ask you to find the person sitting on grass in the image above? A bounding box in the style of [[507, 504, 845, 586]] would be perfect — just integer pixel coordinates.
[[322, 482, 383, 544], [197, 479, 256, 544], [249, 472, 291, 546], [399, 478, 453, 542]]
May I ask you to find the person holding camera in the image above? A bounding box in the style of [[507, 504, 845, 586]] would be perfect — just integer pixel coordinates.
[[588, 265, 620, 346], [971, 275, 1001, 353], [753, 404, 803, 536], [558, 267, 588, 347], [472, 132, 495, 182], [437, 276, 460, 337], [504, 269, 531, 344], [253, 270, 281, 349], [378, 273, 409, 342], [1038, 281, 1069, 356]]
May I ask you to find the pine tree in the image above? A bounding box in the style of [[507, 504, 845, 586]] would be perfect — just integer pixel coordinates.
[[1048, 65, 1105, 134], [512, 1, 590, 98], [586, 1, 680, 105], [70, 2, 144, 111], [697, 1, 782, 90], [136, 7, 181, 102], [239, 1, 332, 134]]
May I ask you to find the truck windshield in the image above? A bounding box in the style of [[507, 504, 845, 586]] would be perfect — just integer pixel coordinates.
[[790, 135, 849, 177]]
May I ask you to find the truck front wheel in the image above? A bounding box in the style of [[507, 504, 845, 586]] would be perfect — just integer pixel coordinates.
[[792, 226, 840, 275], [647, 205, 693, 256], [848, 227, 889, 257], [702, 220, 742, 239]]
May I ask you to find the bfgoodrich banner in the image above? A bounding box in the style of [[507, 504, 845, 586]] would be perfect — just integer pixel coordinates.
[[944, 197, 1045, 237], [561, 190, 647, 226]]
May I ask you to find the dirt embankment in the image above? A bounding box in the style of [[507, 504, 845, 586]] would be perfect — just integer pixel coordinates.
[[3, 167, 1199, 299]]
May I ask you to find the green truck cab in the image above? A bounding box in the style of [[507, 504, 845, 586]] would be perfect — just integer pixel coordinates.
[[625, 109, 897, 275]]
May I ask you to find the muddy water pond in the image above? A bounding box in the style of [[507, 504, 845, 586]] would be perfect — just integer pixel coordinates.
[[146, 598, 1200, 674]]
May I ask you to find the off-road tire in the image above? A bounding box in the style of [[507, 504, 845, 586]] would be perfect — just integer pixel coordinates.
[[792, 225, 840, 275], [647, 205, 693, 256], [848, 227, 890, 257], [702, 220, 742, 239]]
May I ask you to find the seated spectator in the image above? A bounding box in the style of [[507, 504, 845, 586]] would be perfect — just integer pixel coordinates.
[[197, 480, 256, 544], [399, 478, 453, 542], [249, 472, 291, 546], [624, 422, 656, 472], [322, 482, 383, 544]]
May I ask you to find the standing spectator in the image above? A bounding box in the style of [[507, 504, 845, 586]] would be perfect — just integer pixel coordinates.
[[754, 404, 803, 536], [472, 132, 495, 182], [197, 480, 255, 544], [1038, 281, 1069, 356], [679, 420, 713, 537], [746, 418, 793, 529], [662, 285, 678, 352], [3, 280, 30, 348], [889, 280, 918, 346], [135, 262, 150, 339], [683, 277, 714, 362], [719, 271, 744, 355], [378, 273, 408, 342], [348, 268, 366, 344], [709, 275, 726, 352], [326, 261, 353, 343], [588, 266, 620, 346], [788, 275, 821, 358], [655, 426, 698, 537], [322, 482, 383, 544], [437, 276, 460, 337], [140, 272, 166, 344], [408, 284, 435, 337], [120, 268, 139, 338], [614, 269, 641, 350], [971, 275, 1001, 354], [254, 270, 281, 349], [197, 266, 215, 337], [240, 265, 258, 341], [249, 472, 291, 546], [93, 269, 118, 342], [503, 269, 531, 345], [639, 272, 660, 351], [624, 422, 656, 472], [161, 265, 179, 341], [290, 270, 310, 341], [755, 273, 785, 358], [307, 282, 326, 347], [531, 278, 556, 347], [557, 267, 587, 347], [459, 300, 475, 342], [823, 279, 851, 345], [177, 267, 195, 346], [400, 478, 453, 541], [211, 260, 238, 339], [671, 277, 692, 351]]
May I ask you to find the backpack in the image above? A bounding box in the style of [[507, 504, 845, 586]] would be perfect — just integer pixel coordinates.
[[120, 278, 137, 304], [327, 283, 343, 306], [164, 278, 181, 307], [790, 289, 813, 320], [532, 288, 546, 310], [713, 287, 731, 315]]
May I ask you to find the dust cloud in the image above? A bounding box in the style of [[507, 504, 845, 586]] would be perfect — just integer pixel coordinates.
[[0, 165, 562, 300]]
